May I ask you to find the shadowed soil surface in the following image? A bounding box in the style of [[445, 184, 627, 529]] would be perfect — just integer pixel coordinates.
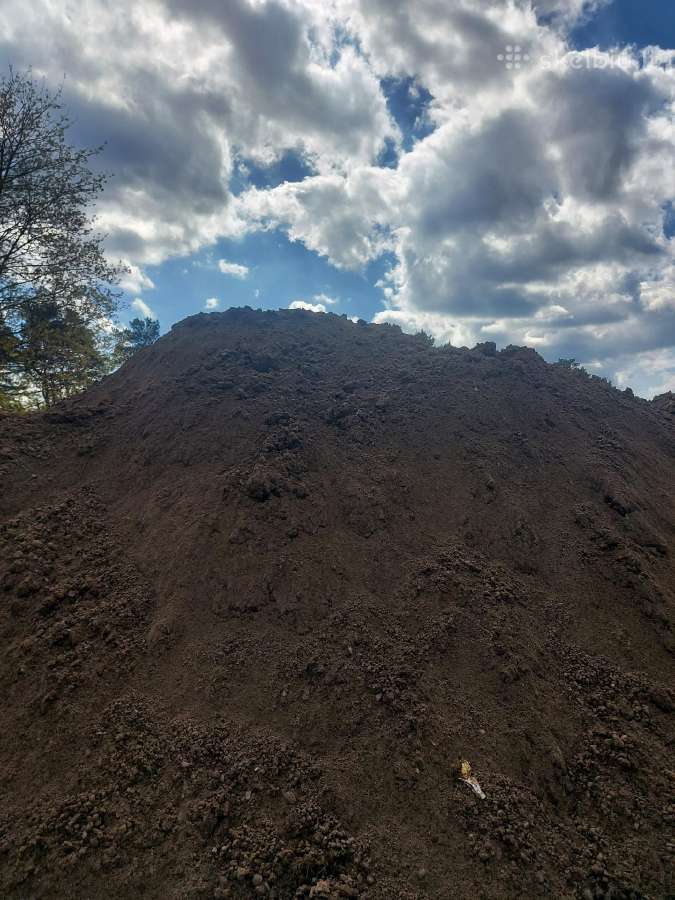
[[0, 308, 673, 900]]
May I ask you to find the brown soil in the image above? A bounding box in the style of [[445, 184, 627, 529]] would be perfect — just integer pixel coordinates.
[[0, 308, 673, 900]]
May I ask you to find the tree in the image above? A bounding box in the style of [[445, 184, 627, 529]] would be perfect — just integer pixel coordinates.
[[112, 316, 159, 365], [555, 357, 590, 378], [414, 329, 435, 348], [10, 299, 108, 408], [0, 68, 124, 405], [0, 311, 20, 408]]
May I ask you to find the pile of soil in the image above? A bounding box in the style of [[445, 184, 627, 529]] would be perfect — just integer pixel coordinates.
[[0, 308, 673, 900]]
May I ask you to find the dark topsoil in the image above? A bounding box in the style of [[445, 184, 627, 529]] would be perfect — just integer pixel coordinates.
[[0, 308, 673, 900]]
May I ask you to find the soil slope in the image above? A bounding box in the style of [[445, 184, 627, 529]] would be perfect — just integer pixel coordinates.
[[0, 308, 673, 900]]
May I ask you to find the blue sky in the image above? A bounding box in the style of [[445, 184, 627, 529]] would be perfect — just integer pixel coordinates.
[[131, 71, 435, 330], [143, 232, 392, 327], [570, 0, 675, 51], [127, 70, 437, 331], [1, 0, 673, 395]]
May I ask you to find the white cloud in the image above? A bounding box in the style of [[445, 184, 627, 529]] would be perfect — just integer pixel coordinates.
[[3, 0, 674, 392], [639, 273, 675, 311], [606, 347, 675, 398], [373, 308, 475, 348], [218, 259, 250, 278], [288, 293, 338, 313], [0, 0, 396, 266], [289, 299, 327, 313], [237, 168, 397, 269], [131, 297, 156, 318], [205, 297, 220, 309], [119, 262, 155, 294], [533, 0, 612, 28]]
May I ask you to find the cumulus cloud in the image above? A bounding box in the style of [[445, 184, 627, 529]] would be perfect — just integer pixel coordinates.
[[313, 293, 338, 306], [119, 263, 155, 295], [533, 64, 664, 201], [613, 347, 675, 396], [2, 0, 674, 392], [164, 0, 397, 164], [218, 259, 249, 278], [371, 47, 675, 378], [287, 293, 338, 313], [532, 0, 612, 28], [205, 297, 220, 309], [238, 168, 397, 269], [289, 299, 328, 313], [0, 0, 395, 267], [131, 298, 156, 318]]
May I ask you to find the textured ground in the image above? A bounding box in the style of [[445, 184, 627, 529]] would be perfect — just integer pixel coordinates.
[[0, 308, 673, 900]]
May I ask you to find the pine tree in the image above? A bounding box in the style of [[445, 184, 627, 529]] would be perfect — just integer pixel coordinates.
[[11, 299, 108, 407], [112, 317, 160, 365]]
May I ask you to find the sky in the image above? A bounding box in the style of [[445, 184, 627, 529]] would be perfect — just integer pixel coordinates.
[[0, 0, 674, 396]]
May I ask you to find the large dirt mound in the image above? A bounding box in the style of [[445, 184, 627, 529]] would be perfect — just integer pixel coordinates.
[[0, 308, 673, 900]]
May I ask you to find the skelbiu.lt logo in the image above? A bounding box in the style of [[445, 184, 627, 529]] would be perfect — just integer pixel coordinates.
[[497, 45, 531, 69]]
